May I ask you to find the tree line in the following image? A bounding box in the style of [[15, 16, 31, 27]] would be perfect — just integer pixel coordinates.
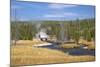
[[11, 18, 95, 44]]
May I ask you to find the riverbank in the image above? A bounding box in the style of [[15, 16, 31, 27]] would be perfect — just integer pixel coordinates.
[[79, 39, 95, 50], [11, 39, 49, 46], [59, 43, 80, 49], [11, 46, 95, 66]]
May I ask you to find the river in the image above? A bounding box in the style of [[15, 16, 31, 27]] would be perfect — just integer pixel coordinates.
[[37, 42, 95, 56]]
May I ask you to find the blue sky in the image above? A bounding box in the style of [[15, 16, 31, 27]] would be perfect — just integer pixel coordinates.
[[11, 0, 95, 21]]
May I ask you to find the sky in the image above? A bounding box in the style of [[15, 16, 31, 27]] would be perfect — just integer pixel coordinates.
[[11, 0, 95, 21]]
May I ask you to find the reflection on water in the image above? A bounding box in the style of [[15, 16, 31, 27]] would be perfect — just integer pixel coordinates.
[[39, 43, 95, 56]]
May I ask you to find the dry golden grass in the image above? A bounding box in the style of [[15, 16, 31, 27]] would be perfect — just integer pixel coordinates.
[[85, 41, 95, 50], [59, 39, 95, 49], [11, 39, 48, 46], [79, 39, 95, 50], [11, 45, 95, 66], [59, 43, 80, 49], [87, 44, 95, 50]]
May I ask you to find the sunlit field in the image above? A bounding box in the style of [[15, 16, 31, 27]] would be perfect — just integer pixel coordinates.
[[60, 39, 95, 49], [11, 44, 95, 66], [11, 39, 48, 46]]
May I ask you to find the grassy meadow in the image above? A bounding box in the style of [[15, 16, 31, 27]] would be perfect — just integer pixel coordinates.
[[11, 44, 95, 66]]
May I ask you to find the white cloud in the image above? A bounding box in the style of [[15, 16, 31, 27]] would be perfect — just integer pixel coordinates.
[[63, 12, 78, 16], [46, 4, 78, 20], [43, 12, 78, 18], [48, 4, 77, 9], [43, 14, 64, 18]]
